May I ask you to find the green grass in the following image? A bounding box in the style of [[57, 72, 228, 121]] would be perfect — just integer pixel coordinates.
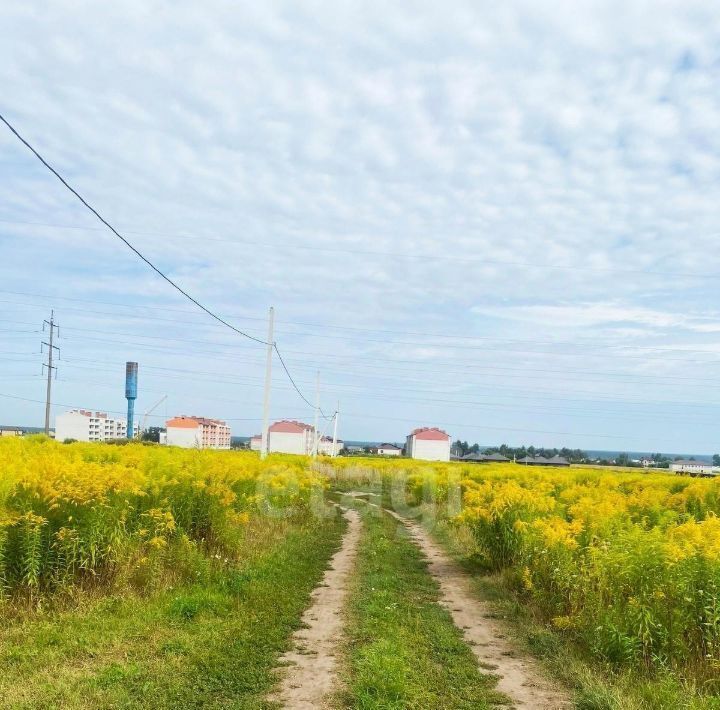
[[0, 512, 345, 709], [338, 501, 508, 709]]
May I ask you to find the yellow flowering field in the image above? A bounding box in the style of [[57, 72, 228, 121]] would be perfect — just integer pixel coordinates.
[[329, 458, 720, 677], [0, 437, 325, 600]]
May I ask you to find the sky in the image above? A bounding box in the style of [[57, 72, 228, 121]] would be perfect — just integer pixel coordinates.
[[1, 0, 720, 453]]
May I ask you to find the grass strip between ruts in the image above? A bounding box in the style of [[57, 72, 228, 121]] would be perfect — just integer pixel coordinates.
[[338, 501, 509, 709]]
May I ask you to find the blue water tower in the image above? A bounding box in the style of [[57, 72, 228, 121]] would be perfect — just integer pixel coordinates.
[[125, 362, 138, 439]]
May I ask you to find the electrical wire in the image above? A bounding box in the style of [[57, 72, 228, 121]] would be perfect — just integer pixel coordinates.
[[0, 113, 267, 346], [0, 216, 717, 280], [273, 343, 331, 418], [0, 114, 326, 413]]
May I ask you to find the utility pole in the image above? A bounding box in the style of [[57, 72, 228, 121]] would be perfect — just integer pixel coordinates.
[[331, 401, 339, 457], [312, 371, 320, 458], [260, 307, 274, 459], [42, 310, 59, 435]]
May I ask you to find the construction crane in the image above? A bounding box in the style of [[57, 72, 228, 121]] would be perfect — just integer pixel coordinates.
[[141, 394, 167, 434]]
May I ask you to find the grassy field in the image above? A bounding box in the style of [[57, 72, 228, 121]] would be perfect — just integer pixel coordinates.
[[7, 439, 720, 708], [0, 515, 344, 708], [0, 438, 344, 708]]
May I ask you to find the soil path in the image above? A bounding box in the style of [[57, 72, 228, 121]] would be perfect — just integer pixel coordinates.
[[342, 492, 571, 709], [270, 507, 362, 710]]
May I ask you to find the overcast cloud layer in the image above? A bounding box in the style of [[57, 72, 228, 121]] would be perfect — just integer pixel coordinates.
[[1, 1, 720, 452]]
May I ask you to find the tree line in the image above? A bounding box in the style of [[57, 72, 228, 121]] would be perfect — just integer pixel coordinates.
[[452, 441, 588, 462]]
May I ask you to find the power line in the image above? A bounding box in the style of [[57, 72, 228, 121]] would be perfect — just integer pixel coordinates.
[[337, 410, 632, 441], [1, 216, 717, 280], [0, 113, 267, 346], [10, 353, 716, 426], [0, 390, 629, 440], [0, 114, 325, 414], [273, 343, 331, 418], [5, 292, 720, 363]]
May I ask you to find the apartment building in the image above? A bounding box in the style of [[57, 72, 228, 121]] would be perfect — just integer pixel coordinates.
[[268, 420, 316, 455], [55, 409, 137, 442], [405, 427, 451, 462], [165, 416, 232, 449]]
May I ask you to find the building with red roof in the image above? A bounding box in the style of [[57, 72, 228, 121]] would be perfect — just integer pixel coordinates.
[[406, 427, 451, 461], [268, 420, 317, 455]]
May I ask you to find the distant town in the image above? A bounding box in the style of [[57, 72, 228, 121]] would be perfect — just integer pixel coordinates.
[[3, 411, 719, 476]]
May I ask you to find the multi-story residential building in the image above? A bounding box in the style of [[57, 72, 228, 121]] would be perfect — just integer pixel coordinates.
[[268, 420, 316, 455], [55, 410, 137, 442], [165, 416, 231, 449], [405, 427, 451, 462]]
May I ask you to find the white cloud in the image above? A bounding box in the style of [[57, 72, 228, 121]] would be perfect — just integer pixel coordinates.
[[1, 0, 720, 450]]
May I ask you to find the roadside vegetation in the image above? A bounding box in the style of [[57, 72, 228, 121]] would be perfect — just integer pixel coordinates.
[[328, 458, 720, 708], [0, 437, 343, 708]]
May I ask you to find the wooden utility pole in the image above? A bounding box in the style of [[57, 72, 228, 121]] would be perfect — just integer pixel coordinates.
[[312, 371, 320, 458], [331, 402, 339, 456], [260, 307, 274, 459]]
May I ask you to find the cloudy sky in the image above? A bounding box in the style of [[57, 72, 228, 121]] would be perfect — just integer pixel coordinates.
[[1, 1, 720, 453]]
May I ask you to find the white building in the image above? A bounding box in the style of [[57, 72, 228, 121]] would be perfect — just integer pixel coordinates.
[[249, 434, 262, 451], [165, 416, 231, 449], [670, 459, 715, 476], [318, 435, 344, 457], [406, 427, 451, 462], [55, 409, 138, 442], [374, 443, 402, 456], [268, 420, 316, 455], [0, 426, 24, 437]]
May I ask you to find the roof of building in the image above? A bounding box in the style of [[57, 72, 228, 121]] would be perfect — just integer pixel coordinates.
[[546, 455, 570, 465], [378, 443, 402, 449], [485, 453, 511, 461], [66, 409, 112, 418], [410, 427, 450, 441], [517, 455, 562, 464], [166, 416, 199, 429], [673, 459, 710, 466], [166, 416, 229, 429], [269, 420, 314, 433], [462, 453, 510, 462]]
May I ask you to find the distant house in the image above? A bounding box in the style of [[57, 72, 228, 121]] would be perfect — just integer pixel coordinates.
[[249, 434, 262, 452], [373, 443, 402, 456], [671, 459, 714, 476], [0, 426, 24, 437], [546, 455, 570, 467], [462, 453, 510, 463], [317, 436, 343, 457], [518, 455, 569, 467], [268, 420, 316, 455], [406, 427, 451, 462]]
